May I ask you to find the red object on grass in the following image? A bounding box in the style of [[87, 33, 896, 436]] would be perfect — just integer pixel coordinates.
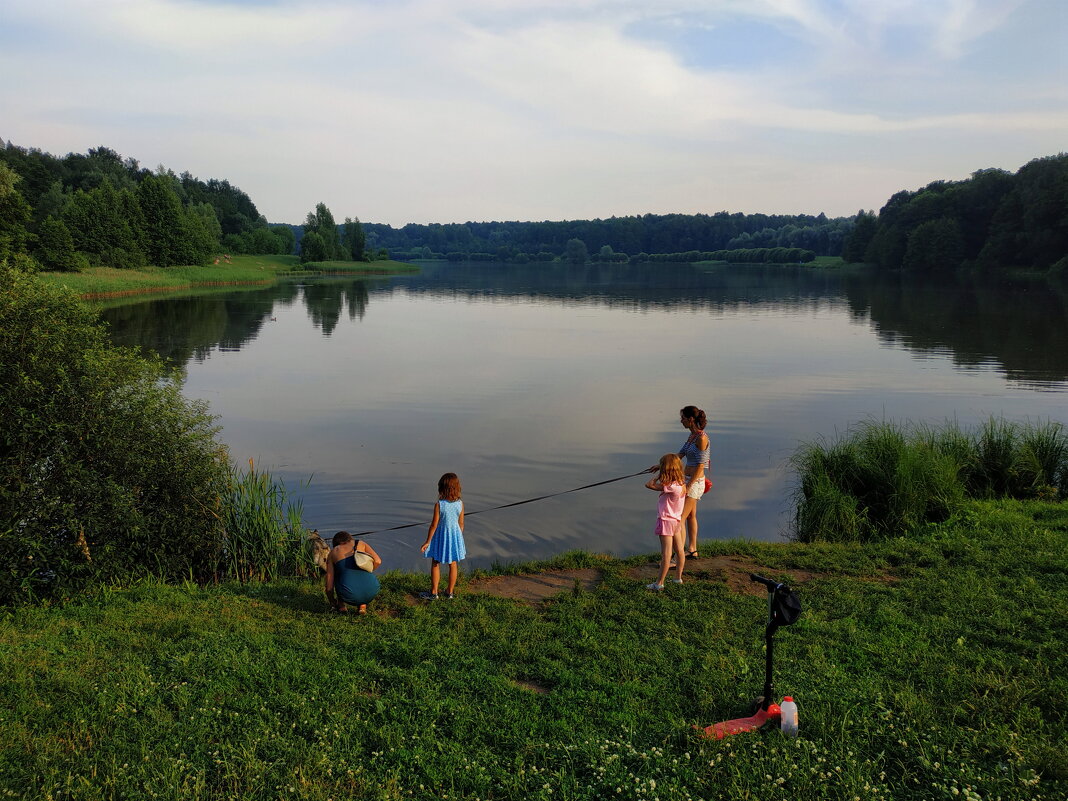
[[699, 705, 781, 739]]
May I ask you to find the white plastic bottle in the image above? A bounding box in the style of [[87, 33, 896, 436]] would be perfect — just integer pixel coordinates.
[[780, 696, 798, 737]]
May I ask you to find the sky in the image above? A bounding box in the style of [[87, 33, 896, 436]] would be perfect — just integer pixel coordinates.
[[1, 0, 1065, 227]]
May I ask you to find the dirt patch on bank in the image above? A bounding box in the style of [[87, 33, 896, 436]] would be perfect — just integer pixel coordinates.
[[627, 555, 893, 594], [466, 568, 604, 603]]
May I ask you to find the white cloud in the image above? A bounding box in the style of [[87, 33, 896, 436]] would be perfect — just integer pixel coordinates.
[[1, 0, 1063, 225]]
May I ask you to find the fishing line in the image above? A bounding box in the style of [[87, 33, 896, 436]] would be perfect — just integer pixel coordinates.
[[347, 467, 657, 538]]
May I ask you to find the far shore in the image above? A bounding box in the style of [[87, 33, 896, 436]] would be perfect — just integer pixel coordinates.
[[36, 254, 419, 302]]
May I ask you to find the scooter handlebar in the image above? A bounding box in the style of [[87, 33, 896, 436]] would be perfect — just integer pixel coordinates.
[[749, 573, 780, 589]]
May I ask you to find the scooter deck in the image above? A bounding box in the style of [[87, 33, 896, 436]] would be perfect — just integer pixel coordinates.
[[698, 707, 777, 739]]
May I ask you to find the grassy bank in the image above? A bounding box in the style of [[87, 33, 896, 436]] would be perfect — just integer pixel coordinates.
[[36, 255, 417, 300], [1, 500, 1064, 800]]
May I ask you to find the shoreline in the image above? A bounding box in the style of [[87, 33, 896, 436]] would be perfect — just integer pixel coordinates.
[[3, 498, 1065, 799], [36, 254, 419, 303]]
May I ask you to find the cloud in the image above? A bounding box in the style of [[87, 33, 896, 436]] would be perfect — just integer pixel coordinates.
[[1, 0, 1063, 225]]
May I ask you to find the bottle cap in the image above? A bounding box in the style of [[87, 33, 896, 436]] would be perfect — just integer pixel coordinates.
[[782, 696, 794, 702]]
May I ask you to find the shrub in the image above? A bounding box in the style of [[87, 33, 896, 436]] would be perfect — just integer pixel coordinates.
[[0, 261, 230, 603]]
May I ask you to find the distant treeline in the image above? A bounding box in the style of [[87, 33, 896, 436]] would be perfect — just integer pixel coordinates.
[[365, 211, 851, 264], [401, 245, 815, 264], [842, 153, 1068, 275], [0, 140, 298, 271]]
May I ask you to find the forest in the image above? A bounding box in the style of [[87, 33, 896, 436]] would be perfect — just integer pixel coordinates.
[[0, 140, 294, 272], [842, 153, 1068, 275], [361, 211, 851, 263], [2, 137, 1064, 274]]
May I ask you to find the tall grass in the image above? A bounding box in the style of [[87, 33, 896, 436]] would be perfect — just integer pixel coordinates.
[[791, 418, 1068, 542], [220, 458, 313, 581]]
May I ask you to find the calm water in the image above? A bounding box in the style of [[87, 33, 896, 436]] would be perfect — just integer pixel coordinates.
[[99, 262, 1068, 573]]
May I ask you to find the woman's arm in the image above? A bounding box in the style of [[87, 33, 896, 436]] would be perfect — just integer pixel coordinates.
[[357, 540, 383, 569], [420, 503, 440, 554], [324, 550, 337, 607]]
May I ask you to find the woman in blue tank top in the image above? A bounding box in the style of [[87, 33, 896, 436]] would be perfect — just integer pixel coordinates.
[[324, 531, 382, 614], [677, 405, 710, 558]]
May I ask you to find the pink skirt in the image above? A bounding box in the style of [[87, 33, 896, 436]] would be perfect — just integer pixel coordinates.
[[655, 517, 681, 536]]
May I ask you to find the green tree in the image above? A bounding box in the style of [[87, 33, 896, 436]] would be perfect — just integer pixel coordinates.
[[270, 225, 295, 256], [902, 218, 965, 273], [62, 181, 145, 269], [0, 163, 32, 261], [34, 216, 86, 272], [843, 211, 877, 263], [303, 203, 343, 260], [0, 262, 229, 603], [342, 217, 367, 261], [565, 238, 588, 265], [186, 202, 222, 258], [138, 173, 190, 267], [300, 231, 327, 264]]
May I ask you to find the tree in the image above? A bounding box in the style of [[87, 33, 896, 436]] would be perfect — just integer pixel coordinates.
[[300, 231, 327, 264], [842, 211, 877, 263], [137, 173, 189, 267], [342, 217, 367, 261], [270, 225, 295, 256], [0, 163, 31, 261], [902, 218, 964, 274], [0, 262, 229, 603], [303, 203, 343, 260], [63, 181, 145, 269], [34, 216, 85, 272], [565, 238, 588, 265]]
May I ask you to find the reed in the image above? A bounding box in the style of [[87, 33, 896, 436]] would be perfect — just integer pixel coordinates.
[[790, 418, 1066, 542], [220, 459, 312, 582]]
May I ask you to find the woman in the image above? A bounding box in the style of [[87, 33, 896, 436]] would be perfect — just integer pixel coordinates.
[[676, 405, 710, 559], [324, 531, 382, 614]]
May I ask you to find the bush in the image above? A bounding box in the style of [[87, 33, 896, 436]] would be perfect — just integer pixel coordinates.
[[0, 261, 230, 603]]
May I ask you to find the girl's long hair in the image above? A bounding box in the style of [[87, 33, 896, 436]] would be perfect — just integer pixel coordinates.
[[438, 472, 462, 501], [657, 454, 684, 485]]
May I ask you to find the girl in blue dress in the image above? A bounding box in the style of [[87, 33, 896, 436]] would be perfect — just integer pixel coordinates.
[[419, 472, 466, 600]]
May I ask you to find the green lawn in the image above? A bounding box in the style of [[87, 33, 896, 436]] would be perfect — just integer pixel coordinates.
[[1, 500, 1064, 800], [35, 255, 417, 300]]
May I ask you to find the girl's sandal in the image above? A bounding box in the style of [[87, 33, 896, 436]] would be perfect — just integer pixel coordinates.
[[357, 604, 368, 615], [686, 551, 699, 559]]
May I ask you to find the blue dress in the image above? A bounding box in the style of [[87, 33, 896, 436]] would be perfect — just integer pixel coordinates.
[[425, 499, 466, 563]]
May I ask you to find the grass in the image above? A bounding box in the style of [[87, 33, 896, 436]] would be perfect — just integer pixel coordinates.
[[791, 418, 1068, 542], [35, 255, 417, 300], [1, 500, 1065, 800]]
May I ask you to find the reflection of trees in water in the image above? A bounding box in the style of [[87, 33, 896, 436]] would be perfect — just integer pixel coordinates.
[[388, 261, 851, 312], [302, 279, 369, 336], [99, 279, 374, 367], [100, 264, 1068, 385], [840, 271, 1068, 385]]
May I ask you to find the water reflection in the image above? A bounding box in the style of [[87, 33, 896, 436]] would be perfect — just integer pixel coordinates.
[[99, 265, 1068, 386], [840, 272, 1068, 387], [95, 263, 1068, 574]]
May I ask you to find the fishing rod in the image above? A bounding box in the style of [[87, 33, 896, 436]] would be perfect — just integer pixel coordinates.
[[348, 466, 657, 538]]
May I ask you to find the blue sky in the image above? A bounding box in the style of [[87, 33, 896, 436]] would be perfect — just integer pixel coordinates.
[[1, 0, 1064, 226]]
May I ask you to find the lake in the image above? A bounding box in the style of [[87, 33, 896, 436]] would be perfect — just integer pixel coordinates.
[[98, 262, 1068, 574]]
